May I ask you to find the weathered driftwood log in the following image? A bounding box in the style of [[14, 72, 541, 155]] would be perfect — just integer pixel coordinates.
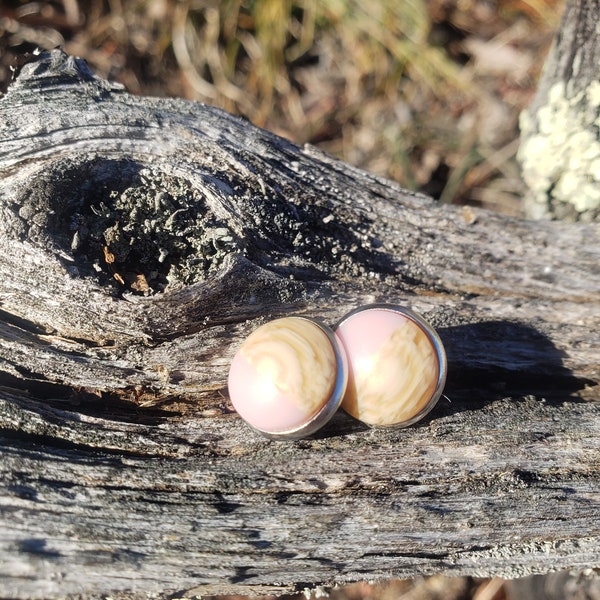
[[0, 50, 598, 599]]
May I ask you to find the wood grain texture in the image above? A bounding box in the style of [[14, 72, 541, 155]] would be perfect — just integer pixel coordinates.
[[0, 50, 598, 599]]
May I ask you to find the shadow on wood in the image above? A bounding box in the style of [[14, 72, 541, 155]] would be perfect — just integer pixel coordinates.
[[441, 320, 594, 407]]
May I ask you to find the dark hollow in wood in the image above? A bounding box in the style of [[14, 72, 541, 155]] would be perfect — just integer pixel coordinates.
[[0, 50, 598, 599]]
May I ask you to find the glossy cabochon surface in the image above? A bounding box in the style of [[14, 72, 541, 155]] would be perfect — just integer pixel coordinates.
[[335, 306, 446, 427], [228, 317, 346, 438]]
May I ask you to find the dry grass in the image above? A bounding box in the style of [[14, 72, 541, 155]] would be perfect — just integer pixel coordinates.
[[0, 0, 564, 216], [205, 574, 508, 600]]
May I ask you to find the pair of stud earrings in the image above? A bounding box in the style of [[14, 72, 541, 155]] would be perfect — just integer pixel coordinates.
[[227, 304, 447, 440]]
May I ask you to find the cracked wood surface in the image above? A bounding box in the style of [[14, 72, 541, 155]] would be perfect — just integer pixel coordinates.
[[0, 50, 598, 599]]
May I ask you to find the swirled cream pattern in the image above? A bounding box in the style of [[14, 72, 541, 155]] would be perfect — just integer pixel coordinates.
[[339, 315, 439, 426], [229, 317, 337, 433]]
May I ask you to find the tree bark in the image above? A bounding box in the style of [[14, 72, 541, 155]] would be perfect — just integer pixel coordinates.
[[0, 50, 599, 599], [518, 0, 600, 221]]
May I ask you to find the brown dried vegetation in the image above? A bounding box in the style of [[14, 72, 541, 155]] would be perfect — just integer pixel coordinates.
[[1, 0, 564, 216]]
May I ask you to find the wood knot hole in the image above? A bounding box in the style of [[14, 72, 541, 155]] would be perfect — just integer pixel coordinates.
[[19, 157, 239, 295]]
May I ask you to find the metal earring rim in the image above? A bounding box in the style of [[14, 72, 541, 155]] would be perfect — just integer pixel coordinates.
[[241, 316, 349, 441], [334, 303, 447, 429]]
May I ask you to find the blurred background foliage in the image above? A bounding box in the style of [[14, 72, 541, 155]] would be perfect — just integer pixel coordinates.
[[0, 0, 564, 214]]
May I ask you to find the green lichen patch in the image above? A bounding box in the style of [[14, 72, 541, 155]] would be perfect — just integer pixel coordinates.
[[519, 81, 600, 222]]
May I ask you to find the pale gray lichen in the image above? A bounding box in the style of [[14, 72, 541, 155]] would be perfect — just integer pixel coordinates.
[[518, 80, 600, 222]]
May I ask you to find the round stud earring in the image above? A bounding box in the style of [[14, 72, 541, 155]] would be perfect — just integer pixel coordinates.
[[334, 304, 446, 428], [227, 316, 348, 440]]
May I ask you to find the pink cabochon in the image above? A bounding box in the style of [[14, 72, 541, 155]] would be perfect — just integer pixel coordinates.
[[228, 350, 311, 433], [336, 309, 410, 362], [334, 307, 440, 426]]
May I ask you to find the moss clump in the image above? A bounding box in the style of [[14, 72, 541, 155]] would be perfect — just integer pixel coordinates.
[[20, 158, 239, 295], [92, 167, 239, 293]]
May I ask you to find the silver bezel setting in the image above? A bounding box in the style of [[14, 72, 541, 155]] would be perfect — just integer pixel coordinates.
[[334, 304, 447, 428], [253, 317, 348, 441]]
